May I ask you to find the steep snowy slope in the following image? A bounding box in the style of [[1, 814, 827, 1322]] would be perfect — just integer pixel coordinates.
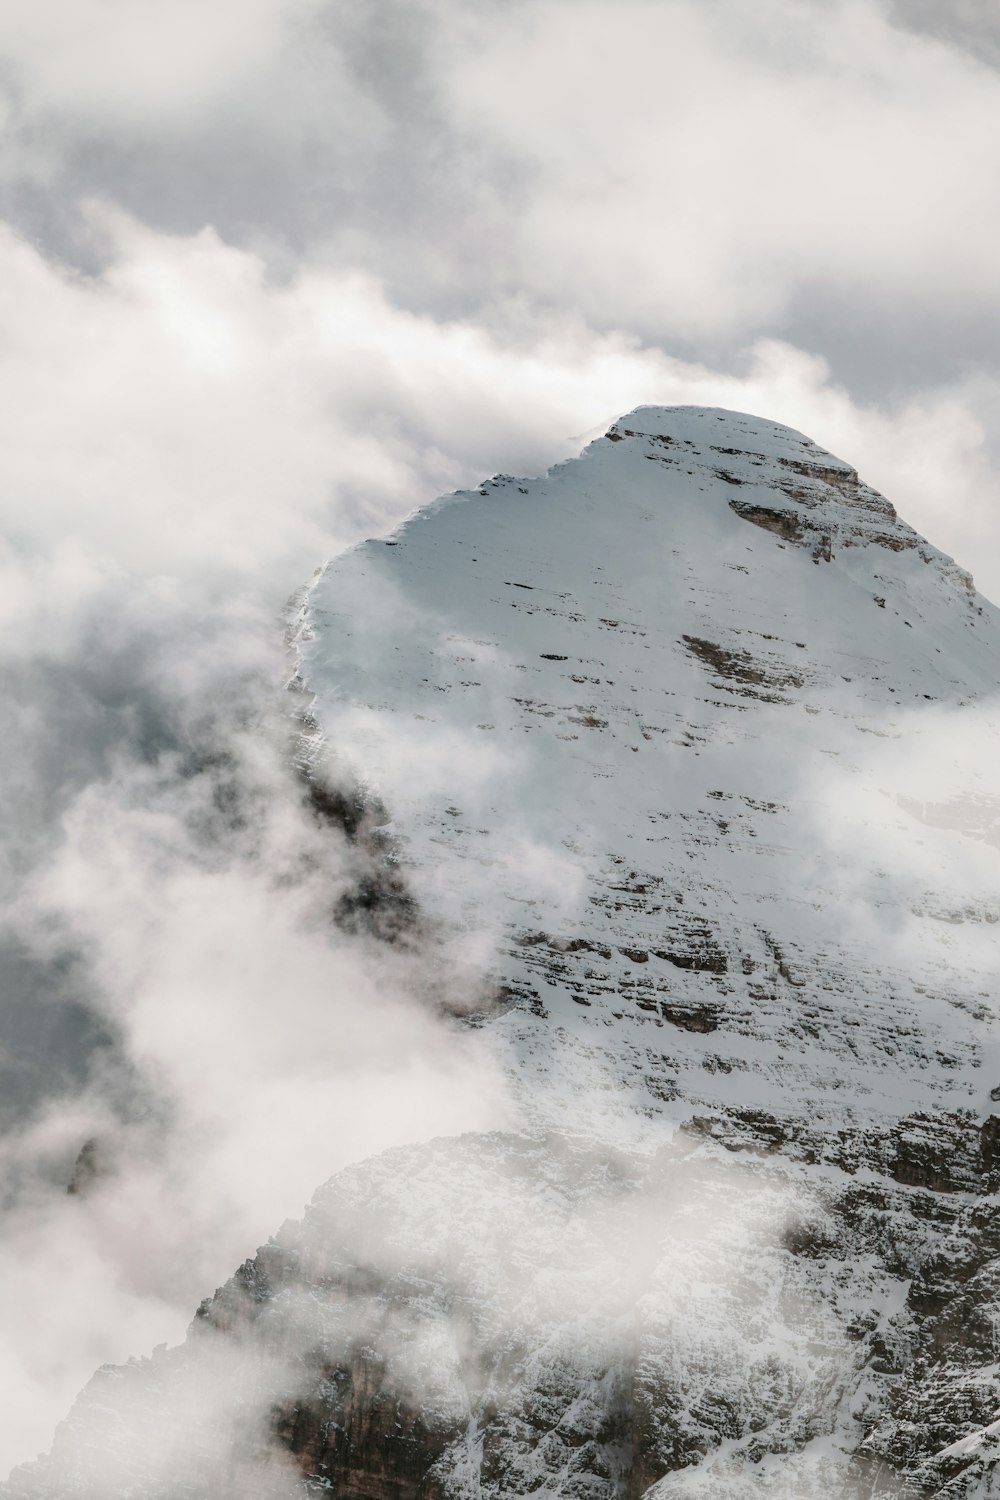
[[9, 407, 1000, 1499]]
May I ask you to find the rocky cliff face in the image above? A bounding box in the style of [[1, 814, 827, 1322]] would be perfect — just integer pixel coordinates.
[[8, 407, 1000, 1498]]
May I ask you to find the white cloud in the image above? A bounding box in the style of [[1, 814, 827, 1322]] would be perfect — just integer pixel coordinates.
[[0, 0, 326, 124], [435, 0, 1000, 342], [2, 0, 998, 401], [0, 700, 512, 1471], [0, 209, 997, 617]]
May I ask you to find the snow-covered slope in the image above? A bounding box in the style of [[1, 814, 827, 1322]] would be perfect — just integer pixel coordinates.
[[296, 405, 1000, 1151], [10, 407, 1000, 1499]]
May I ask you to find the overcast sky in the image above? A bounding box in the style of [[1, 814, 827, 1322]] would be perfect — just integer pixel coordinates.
[[1, 0, 999, 1476]]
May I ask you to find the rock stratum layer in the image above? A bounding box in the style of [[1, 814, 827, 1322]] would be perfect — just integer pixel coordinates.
[[9, 406, 1000, 1499]]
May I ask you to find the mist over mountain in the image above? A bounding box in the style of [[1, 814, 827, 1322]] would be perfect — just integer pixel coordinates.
[[9, 407, 1000, 1499], [0, 1, 998, 1491]]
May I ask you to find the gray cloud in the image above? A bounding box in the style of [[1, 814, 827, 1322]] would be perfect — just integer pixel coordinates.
[[889, 0, 1000, 65], [1, 0, 998, 405]]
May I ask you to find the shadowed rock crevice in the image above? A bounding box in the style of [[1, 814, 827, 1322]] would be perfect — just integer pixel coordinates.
[[295, 731, 424, 949]]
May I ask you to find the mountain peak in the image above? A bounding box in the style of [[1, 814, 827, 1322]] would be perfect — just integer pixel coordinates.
[[285, 408, 999, 1142], [604, 402, 846, 461], [603, 401, 980, 619]]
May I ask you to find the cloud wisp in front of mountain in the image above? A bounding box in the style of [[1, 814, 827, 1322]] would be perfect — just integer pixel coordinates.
[[9, 1127, 902, 1500], [0, 608, 517, 1471]]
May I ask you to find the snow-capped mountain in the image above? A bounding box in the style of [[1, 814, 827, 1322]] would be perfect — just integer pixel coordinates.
[[9, 407, 1000, 1498], [294, 405, 1000, 1149]]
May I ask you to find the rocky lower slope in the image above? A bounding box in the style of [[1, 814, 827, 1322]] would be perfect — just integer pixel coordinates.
[[8, 407, 1000, 1498]]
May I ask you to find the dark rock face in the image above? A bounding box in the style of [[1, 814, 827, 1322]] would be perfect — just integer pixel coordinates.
[[271, 1348, 461, 1500], [888, 1113, 987, 1196], [65, 1137, 107, 1196], [728, 499, 807, 545]]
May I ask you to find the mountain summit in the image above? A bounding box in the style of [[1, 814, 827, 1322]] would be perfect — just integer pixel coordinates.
[[299, 404, 999, 1145], [9, 408, 1000, 1499]]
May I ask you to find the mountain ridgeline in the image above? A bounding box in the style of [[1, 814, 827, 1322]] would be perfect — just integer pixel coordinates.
[[9, 407, 1000, 1499]]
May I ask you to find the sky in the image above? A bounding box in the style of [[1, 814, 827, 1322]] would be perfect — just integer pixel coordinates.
[[0, 0, 999, 1477]]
